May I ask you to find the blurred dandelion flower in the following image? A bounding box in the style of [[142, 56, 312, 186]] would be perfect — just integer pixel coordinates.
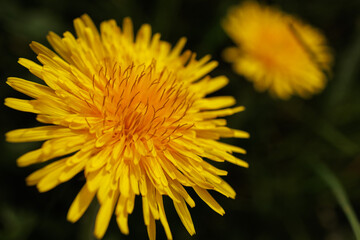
[[222, 1, 332, 99], [5, 14, 249, 239]]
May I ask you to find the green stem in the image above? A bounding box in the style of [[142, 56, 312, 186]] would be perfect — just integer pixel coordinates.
[[313, 117, 359, 156], [312, 160, 360, 240]]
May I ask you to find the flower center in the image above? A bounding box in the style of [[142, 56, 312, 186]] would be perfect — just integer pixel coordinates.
[[88, 59, 195, 148]]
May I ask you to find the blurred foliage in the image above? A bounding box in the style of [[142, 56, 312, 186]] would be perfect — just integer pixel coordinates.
[[1, 0, 360, 239]]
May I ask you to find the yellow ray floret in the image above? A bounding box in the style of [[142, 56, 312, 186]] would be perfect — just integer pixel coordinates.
[[222, 1, 333, 99], [5, 14, 249, 240]]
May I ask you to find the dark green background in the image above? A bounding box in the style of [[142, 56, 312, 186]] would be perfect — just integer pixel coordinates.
[[1, 0, 360, 239]]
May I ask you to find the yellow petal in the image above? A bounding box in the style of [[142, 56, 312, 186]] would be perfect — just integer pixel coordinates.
[[26, 158, 67, 186], [30, 41, 57, 58], [67, 184, 96, 222], [233, 129, 250, 138], [146, 213, 156, 240], [80, 14, 100, 37], [6, 126, 74, 142], [142, 196, 150, 226], [4, 98, 40, 114], [193, 186, 225, 215], [169, 37, 187, 59], [46, 31, 72, 64], [36, 161, 67, 192], [7, 77, 55, 99], [115, 194, 129, 235], [18, 58, 43, 79], [195, 96, 235, 110], [173, 198, 195, 235], [17, 135, 85, 167], [94, 190, 119, 239], [195, 76, 229, 95], [213, 180, 236, 199], [116, 212, 129, 235], [59, 160, 86, 182], [122, 17, 134, 43], [156, 191, 173, 239], [86, 168, 104, 192], [197, 106, 245, 119], [136, 24, 152, 49], [170, 180, 195, 207]]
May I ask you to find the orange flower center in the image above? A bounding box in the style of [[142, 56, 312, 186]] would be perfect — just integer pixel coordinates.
[[86, 60, 195, 148]]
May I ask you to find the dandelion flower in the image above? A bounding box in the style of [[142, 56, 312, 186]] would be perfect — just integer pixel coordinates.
[[5, 14, 249, 239], [222, 1, 332, 99]]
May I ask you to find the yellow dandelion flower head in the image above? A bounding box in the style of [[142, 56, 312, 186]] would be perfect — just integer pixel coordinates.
[[222, 1, 333, 99], [5, 14, 249, 239]]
